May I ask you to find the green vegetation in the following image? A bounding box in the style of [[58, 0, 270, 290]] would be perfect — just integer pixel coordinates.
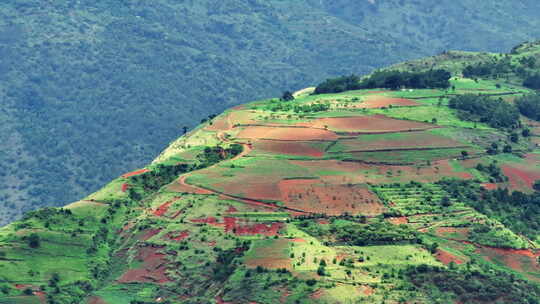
[[448, 94, 520, 128], [516, 93, 540, 120]]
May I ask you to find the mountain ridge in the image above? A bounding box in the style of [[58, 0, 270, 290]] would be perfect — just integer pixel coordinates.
[[1, 41, 540, 303]]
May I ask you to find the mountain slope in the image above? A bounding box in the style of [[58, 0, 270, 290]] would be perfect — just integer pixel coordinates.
[[1, 43, 540, 303], [4, 0, 540, 224]]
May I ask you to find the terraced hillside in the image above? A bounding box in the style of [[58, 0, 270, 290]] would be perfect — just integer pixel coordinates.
[[2, 53, 540, 303]]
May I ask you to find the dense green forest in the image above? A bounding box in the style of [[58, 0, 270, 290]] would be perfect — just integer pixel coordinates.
[[3, 0, 540, 224]]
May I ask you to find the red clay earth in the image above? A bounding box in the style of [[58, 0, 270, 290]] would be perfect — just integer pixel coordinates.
[[481, 183, 498, 190], [168, 176, 214, 194], [475, 246, 540, 277], [236, 126, 338, 141], [87, 296, 107, 304], [205, 115, 230, 131], [122, 168, 150, 178], [234, 222, 284, 236], [138, 229, 161, 241], [117, 246, 171, 284], [166, 231, 189, 241], [252, 140, 325, 157], [153, 197, 181, 217], [310, 289, 325, 300], [278, 179, 385, 216], [435, 227, 470, 240], [435, 249, 464, 265], [335, 132, 465, 152], [356, 96, 420, 108], [387, 216, 408, 225], [121, 183, 129, 192], [305, 115, 436, 133], [244, 239, 292, 270], [361, 285, 374, 296], [226, 206, 238, 213], [502, 164, 540, 191]]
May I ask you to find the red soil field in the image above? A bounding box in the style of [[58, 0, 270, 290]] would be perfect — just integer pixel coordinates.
[[236, 126, 338, 141], [191, 217, 218, 224], [387, 216, 408, 225], [435, 227, 470, 240], [153, 201, 173, 217], [216, 296, 232, 304], [278, 179, 385, 216], [87, 296, 107, 304], [117, 247, 170, 284], [481, 183, 498, 190], [138, 229, 161, 241], [226, 206, 238, 213], [475, 246, 540, 276], [361, 285, 374, 296], [167, 231, 189, 241], [336, 132, 465, 152], [502, 164, 540, 191], [122, 168, 150, 178], [435, 249, 464, 265], [252, 140, 325, 157], [234, 222, 284, 236], [310, 289, 325, 299], [306, 115, 436, 133], [245, 239, 292, 270], [205, 115, 230, 131], [356, 96, 420, 108], [121, 183, 129, 192]]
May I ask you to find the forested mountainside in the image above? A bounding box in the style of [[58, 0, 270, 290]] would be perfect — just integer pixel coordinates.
[[1, 41, 540, 303], [3, 1, 540, 225]]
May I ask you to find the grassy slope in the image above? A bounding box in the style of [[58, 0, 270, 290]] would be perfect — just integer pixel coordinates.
[[1, 44, 540, 303]]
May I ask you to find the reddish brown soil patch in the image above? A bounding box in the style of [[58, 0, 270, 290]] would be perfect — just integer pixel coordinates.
[[253, 140, 325, 157], [122, 168, 150, 178], [481, 183, 498, 190], [87, 296, 107, 304], [121, 183, 129, 192], [216, 296, 232, 304], [361, 285, 374, 296], [167, 231, 189, 241], [138, 229, 161, 241], [318, 219, 330, 224], [357, 96, 420, 108], [153, 201, 173, 217], [191, 217, 218, 224], [290, 238, 306, 242], [435, 249, 464, 265], [205, 115, 229, 131], [435, 227, 470, 240], [118, 246, 170, 284], [245, 239, 292, 270], [310, 289, 325, 299], [278, 179, 385, 216], [502, 165, 540, 191], [387, 216, 408, 225], [336, 132, 464, 152], [475, 246, 540, 275], [234, 222, 284, 236], [226, 206, 238, 213], [306, 115, 435, 133], [168, 176, 215, 194], [236, 126, 338, 141]]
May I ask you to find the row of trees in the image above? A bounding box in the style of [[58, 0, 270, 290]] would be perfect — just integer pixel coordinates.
[[313, 69, 452, 94], [516, 93, 540, 120], [448, 94, 520, 129]]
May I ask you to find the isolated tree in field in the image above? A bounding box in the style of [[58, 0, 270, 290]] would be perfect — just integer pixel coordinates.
[[461, 150, 468, 159], [27, 233, 40, 248], [182, 126, 188, 135], [533, 180, 540, 192], [503, 145, 512, 153], [281, 91, 295, 101], [510, 133, 519, 143]]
